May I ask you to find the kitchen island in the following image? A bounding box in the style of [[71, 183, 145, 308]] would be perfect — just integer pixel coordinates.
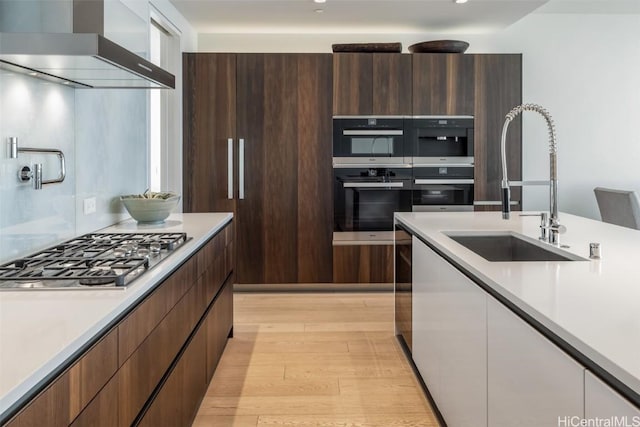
[[0, 212, 233, 425], [395, 211, 640, 427]]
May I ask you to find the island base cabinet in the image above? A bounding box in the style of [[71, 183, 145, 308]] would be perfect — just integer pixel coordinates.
[[585, 371, 640, 421], [138, 321, 208, 427], [4, 222, 234, 427], [487, 296, 585, 427], [206, 278, 234, 380], [411, 236, 487, 427]]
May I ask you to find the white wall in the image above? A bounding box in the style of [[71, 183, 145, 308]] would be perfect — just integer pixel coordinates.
[[198, 12, 640, 220]]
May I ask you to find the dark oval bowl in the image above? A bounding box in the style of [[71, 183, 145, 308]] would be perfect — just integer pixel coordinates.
[[408, 40, 469, 54]]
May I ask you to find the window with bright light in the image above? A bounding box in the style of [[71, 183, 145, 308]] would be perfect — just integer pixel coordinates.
[[149, 15, 180, 193]]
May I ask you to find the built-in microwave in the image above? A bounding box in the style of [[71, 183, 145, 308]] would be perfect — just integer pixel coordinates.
[[410, 116, 474, 166], [333, 116, 410, 166]]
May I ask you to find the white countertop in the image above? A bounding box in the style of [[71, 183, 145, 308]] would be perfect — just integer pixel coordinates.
[[0, 212, 233, 419], [395, 211, 640, 401]]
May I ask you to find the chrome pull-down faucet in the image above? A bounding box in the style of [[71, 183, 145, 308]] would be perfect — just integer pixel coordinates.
[[500, 103, 564, 245]]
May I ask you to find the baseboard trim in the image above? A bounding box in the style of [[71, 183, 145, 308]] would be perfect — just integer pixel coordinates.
[[233, 282, 394, 292]]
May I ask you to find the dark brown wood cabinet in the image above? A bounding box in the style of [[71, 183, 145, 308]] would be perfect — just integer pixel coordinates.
[[183, 53, 236, 215], [333, 244, 393, 283], [412, 53, 475, 115], [333, 53, 412, 115], [5, 222, 234, 427], [473, 54, 523, 210], [206, 278, 233, 380], [183, 53, 333, 284], [137, 314, 208, 427], [6, 329, 118, 427]]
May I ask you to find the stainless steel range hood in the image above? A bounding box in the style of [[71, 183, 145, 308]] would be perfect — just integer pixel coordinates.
[[0, 0, 175, 89]]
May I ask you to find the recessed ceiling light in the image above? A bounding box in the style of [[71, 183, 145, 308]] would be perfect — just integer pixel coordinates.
[[314, 0, 326, 3], [314, 8, 324, 13], [454, 0, 468, 3], [29, 72, 38, 77]]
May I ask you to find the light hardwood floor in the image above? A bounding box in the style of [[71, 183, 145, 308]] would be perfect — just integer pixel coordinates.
[[192, 292, 440, 427]]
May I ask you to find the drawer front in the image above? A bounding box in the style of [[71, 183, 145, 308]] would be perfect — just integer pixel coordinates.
[[7, 330, 118, 427], [118, 256, 197, 364], [117, 282, 201, 426]]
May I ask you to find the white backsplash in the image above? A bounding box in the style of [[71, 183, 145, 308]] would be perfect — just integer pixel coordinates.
[[0, 70, 148, 263], [75, 89, 147, 235]]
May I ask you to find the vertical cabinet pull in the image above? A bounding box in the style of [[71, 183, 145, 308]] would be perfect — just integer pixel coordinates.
[[227, 138, 233, 199], [239, 139, 245, 200]]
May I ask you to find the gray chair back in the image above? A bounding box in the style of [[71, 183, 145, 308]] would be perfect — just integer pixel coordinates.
[[594, 187, 640, 230]]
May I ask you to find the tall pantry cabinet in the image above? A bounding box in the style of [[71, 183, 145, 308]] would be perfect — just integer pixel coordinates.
[[183, 53, 333, 284]]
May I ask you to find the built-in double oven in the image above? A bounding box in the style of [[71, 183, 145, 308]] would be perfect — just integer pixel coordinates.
[[333, 116, 475, 240], [333, 117, 413, 237]]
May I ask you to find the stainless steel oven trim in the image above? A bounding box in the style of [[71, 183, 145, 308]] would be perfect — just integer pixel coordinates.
[[474, 200, 520, 206], [333, 115, 407, 119], [412, 205, 474, 212], [343, 182, 405, 188], [333, 157, 412, 168], [332, 231, 395, 245], [414, 179, 474, 185], [342, 130, 403, 136], [508, 180, 550, 186], [411, 115, 474, 119], [412, 156, 474, 166]]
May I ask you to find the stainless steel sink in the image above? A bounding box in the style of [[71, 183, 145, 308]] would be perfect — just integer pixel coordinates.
[[445, 232, 585, 262]]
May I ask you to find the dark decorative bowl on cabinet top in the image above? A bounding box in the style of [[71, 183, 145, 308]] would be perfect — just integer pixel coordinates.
[[408, 40, 469, 54], [332, 42, 402, 53]]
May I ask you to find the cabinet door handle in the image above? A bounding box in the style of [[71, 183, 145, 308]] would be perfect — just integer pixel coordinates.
[[227, 138, 233, 200], [239, 138, 245, 200]]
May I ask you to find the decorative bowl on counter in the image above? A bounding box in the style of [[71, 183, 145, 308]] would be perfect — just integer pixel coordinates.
[[120, 191, 180, 224]]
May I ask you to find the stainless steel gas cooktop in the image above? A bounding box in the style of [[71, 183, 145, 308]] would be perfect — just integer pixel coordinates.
[[0, 232, 189, 290]]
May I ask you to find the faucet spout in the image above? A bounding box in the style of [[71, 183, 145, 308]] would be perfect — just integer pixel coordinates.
[[500, 103, 562, 244]]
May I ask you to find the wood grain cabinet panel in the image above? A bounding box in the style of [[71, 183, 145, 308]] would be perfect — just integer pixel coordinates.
[[206, 280, 234, 380], [117, 283, 200, 427], [296, 54, 334, 283], [69, 376, 119, 427], [5, 373, 71, 427], [117, 257, 196, 365], [333, 53, 373, 115], [183, 53, 236, 215], [333, 53, 412, 116], [333, 244, 393, 283], [138, 323, 208, 427], [7, 329, 118, 427], [473, 54, 523, 210], [413, 53, 474, 115], [372, 53, 412, 115], [72, 331, 118, 415], [183, 53, 332, 284]]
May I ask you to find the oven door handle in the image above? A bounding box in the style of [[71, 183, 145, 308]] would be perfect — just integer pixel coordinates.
[[414, 179, 474, 185], [343, 182, 405, 188], [342, 130, 403, 136]]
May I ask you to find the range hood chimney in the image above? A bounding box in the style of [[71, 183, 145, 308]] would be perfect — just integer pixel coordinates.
[[0, 0, 175, 89]]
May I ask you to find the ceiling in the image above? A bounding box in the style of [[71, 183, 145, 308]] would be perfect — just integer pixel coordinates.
[[168, 0, 640, 35]]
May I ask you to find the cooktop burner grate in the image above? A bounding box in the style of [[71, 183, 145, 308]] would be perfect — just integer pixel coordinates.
[[0, 232, 188, 290]]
